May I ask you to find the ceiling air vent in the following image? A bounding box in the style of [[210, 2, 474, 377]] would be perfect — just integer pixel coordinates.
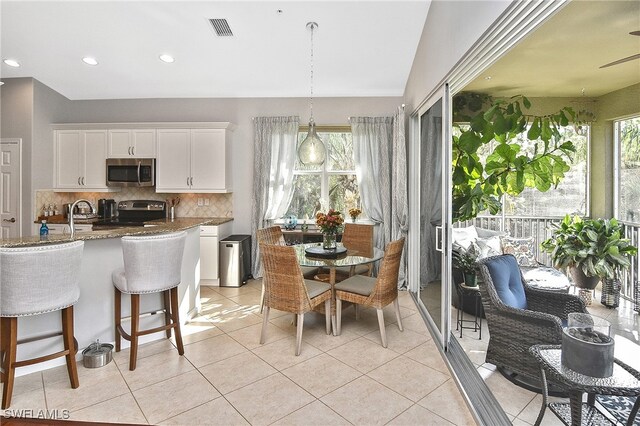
[[209, 19, 233, 36]]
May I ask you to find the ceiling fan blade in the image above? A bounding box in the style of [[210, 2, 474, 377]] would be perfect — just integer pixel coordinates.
[[600, 53, 640, 69], [630, 30, 640, 36]]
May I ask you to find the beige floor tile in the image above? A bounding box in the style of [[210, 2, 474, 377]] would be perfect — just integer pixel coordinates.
[[45, 363, 129, 412], [321, 375, 412, 425], [417, 379, 476, 426], [271, 400, 351, 425], [327, 337, 399, 374], [116, 349, 194, 390], [515, 394, 567, 426], [336, 310, 383, 336], [133, 370, 220, 424], [362, 324, 428, 354], [200, 286, 231, 301], [183, 334, 247, 368], [199, 298, 242, 318], [302, 327, 360, 352], [212, 286, 253, 298], [225, 373, 315, 426], [0, 371, 43, 398], [367, 356, 449, 402], [159, 397, 249, 425], [227, 290, 263, 308], [112, 339, 177, 368], [268, 311, 326, 332], [281, 353, 361, 398], [386, 404, 455, 425], [513, 419, 532, 426], [404, 342, 450, 375], [210, 310, 264, 333], [199, 351, 277, 394], [0, 388, 47, 417], [70, 393, 148, 424], [228, 321, 291, 350], [480, 367, 536, 417], [252, 337, 322, 371], [178, 322, 224, 346], [42, 359, 119, 386], [401, 312, 434, 335]]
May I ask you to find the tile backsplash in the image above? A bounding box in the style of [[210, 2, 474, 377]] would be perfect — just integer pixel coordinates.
[[35, 188, 233, 219]]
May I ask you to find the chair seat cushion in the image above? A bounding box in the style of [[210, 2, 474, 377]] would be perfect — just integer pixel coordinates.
[[112, 267, 177, 295], [485, 256, 528, 310], [302, 267, 319, 279], [334, 275, 375, 296], [335, 264, 370, 276], [304, 279, 331, 299]]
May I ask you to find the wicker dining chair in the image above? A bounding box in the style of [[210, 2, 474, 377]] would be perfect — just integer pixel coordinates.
[[476, 254, 587, 382], [335, 223, 375, 278], [256, 226, 318, 313], [259, 244, 332, 355], [335, 238, 405, 348]]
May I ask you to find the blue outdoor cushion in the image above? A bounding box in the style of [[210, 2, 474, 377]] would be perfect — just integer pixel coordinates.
[[485, 255, 528, 310]]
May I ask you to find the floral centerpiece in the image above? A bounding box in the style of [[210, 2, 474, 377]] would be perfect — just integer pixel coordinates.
[[348, 207, 362, 223], [316, 209, 344, 249]]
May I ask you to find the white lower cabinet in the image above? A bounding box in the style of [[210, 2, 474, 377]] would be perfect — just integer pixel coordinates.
[[46, 224, 93, 235], [200, 222, 232, 284]]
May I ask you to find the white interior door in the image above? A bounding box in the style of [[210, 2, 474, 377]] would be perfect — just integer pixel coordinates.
[[1, 138, 22, 239]]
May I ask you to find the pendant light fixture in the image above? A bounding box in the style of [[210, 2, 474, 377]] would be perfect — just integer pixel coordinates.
[[298, 22, 326, 166]]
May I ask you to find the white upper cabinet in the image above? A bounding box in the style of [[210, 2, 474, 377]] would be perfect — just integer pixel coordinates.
[[54, 129, 111, 191], [108, 129, 156, 158], [156, 126, 232, 193]]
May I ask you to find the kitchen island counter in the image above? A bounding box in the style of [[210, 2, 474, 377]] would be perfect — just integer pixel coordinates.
[[1, 217, 233, 376], [3, 217, 233, 248]]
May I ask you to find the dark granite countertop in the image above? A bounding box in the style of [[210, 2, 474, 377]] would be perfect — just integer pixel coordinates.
[[2, 217, 233, 248]]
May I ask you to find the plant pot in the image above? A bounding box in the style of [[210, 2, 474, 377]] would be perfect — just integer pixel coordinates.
[[569, 266, 600, 290], [464, 272, 477, 287]]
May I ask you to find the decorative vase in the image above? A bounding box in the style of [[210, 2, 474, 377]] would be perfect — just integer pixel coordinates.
[[569, 266, 600, 290], [322, 232, 337, 250], [561, 313, 614, 378], [351, 217, 357, 223]]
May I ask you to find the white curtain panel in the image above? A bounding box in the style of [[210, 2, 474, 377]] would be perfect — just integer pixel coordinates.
[[350, 117, 393, 252], [392, 106, 409, 288], [250, 116, 299, 277]]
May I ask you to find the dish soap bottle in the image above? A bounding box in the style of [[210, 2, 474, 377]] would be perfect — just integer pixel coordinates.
[[39, 220, 49, 240]]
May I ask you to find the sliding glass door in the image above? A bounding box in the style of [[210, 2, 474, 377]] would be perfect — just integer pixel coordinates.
[[409, 86, 452, 348]]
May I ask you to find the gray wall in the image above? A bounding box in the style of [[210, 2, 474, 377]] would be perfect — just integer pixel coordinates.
[[403, 0, 510, 111], [0, 78, 35, 235]]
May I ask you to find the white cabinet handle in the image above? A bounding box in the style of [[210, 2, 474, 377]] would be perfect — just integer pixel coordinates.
[[190, 177, 193, 186], [187, 177, 190, 186], [77, 177, 81, 185], [128, 147, 132, 155], [81, 177, 85, 185], [132, 146, 135, 156]]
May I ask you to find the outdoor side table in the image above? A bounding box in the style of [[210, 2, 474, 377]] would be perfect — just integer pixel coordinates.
[[455, 283, 482, 339], [529, 344, 640, 426]]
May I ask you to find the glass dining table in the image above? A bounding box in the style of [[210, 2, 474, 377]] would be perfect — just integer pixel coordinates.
[[293, 242, 384, 335]]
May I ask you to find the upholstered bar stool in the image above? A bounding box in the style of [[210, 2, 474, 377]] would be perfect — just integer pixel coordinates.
[[112, 231, 186, 371], [1, 241, 84, 409]]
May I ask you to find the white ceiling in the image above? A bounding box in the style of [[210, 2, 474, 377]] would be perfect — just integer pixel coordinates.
[[464, 0, 640, 98], [0, 1, 430, 100]]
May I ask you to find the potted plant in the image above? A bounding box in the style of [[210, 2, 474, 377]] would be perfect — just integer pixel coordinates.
[[541, 215, 638, 290], [453, 248, 479, 287]]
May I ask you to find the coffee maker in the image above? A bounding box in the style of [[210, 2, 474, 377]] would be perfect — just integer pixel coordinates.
[[97, 199, 117, 219]]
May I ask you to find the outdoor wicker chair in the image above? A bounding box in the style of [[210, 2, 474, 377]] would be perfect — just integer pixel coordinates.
[[259, 244, 331, 355], [335, 238, 405, 348], [476, 254, 587, 382], [256, 226, 318, 312], [336, 223, 375, 278]]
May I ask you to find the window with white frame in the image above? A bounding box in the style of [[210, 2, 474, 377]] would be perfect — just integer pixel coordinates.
[[616, 116, 640, 224], [287, 129, 360, 221]]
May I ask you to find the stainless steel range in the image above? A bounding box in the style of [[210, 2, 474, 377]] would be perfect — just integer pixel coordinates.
[[92, 200, 166, 230]]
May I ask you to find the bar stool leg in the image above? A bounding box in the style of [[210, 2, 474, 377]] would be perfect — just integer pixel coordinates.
[[61, 306, 79, 389], [163, 290, 172, 339], [170, 287, 184, 355], [129, 294, 140, 371], [1, 317, 17, 410], [114, 287, 122, 352]]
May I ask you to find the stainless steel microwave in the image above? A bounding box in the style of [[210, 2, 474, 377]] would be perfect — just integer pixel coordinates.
[[106, 158, 155, 187]]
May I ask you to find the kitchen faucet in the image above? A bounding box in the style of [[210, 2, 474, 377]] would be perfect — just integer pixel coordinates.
[[69, 199, 96, 238]]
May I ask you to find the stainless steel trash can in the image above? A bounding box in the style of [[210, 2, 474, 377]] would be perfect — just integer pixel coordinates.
[[219, 235, 252, 287]]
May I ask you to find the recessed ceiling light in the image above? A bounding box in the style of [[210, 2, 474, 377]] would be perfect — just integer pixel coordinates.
[[3, 59, 20, 67], [159, 54, 175, 63], [82, 57, 98, 66]]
